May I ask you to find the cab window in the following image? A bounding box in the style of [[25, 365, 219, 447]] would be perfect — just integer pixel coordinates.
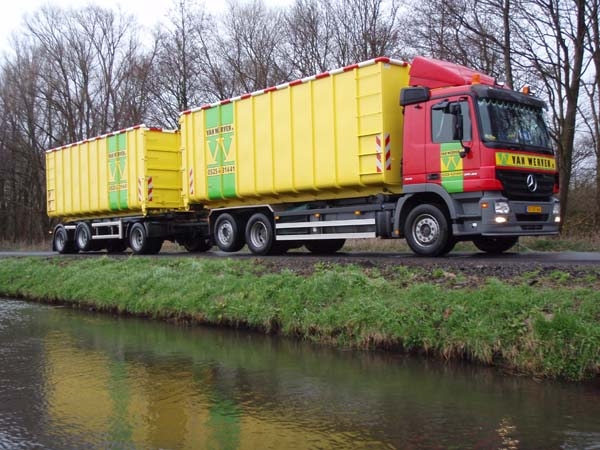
[[431, 101, 472, 143]]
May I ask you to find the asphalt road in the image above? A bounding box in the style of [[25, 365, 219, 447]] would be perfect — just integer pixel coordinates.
[[2, 249, 600, 267]]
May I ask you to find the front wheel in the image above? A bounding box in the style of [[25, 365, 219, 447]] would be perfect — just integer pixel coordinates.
[[404, 204, 451, 257], [473, 236, 518, 254]]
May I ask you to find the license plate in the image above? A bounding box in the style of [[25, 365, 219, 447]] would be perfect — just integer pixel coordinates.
[[527, 205, 542, 214]]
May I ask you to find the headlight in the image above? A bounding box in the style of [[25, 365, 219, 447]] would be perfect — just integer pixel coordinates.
[[552, 202, 560, 216], [495, 201, 510, 215]]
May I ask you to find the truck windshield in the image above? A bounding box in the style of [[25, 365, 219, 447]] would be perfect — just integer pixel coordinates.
[[477, 98, 552, 152]]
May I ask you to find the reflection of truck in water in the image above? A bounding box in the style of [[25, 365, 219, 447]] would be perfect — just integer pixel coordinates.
[[46, 56, 560, 256]]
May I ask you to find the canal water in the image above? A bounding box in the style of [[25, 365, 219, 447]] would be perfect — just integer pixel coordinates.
[[1, 299, 600, 450]]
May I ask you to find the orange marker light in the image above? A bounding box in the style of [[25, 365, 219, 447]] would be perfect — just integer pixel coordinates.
[[471, 73, 481, 85]]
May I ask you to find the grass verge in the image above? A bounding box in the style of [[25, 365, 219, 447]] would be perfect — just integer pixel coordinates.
[[1, 256, 599, 381]]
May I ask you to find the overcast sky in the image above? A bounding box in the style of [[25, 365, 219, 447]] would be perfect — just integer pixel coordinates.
[[0, 0, 161, 51], [0, 0, 291, 53]]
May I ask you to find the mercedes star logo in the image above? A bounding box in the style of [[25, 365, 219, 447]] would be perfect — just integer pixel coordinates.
[[526, 174, 538, 192]]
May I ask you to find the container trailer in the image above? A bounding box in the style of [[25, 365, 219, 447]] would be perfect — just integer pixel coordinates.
[[47, 56, 560, 256], [46, 126, 209, 254]]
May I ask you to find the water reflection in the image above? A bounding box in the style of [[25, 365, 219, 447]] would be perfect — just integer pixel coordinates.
[[1, 299, 600, 449]]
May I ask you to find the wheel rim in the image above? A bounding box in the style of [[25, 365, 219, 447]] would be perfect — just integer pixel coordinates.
[[131, 228, 144, 251], [55, 231, 66, 251], [77, 228, 89, 249], [217, 221, 234, 246], [412, 214, 440, 247], [249, 221, 268, 249]]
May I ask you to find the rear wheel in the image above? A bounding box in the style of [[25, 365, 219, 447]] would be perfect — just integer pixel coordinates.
[[53, 226, 78, 254], [214, 213, 245, 252], [129, 223, 152, 255], [245, 213, 275, 255], [473, 236, 518, 254], [75, 222, 93, 252], [405, 204, 451, 256], [304, 239, 346, 255]]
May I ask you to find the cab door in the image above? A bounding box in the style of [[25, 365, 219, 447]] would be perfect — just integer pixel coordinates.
[[425, 97, 476, 194]]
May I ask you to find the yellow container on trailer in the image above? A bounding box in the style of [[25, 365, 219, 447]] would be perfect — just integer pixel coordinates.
[[46, 126, 183, 220], [180, 58, 410, 209]]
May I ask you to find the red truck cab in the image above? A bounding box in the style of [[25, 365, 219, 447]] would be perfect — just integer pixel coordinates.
[[398, 57, 560, 255]]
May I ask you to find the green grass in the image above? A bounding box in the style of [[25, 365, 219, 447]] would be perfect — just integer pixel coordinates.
[[1, 256, 600, 381]]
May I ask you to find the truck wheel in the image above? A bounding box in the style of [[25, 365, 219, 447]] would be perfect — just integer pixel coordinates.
[[75, 222, 93, 252], [129, 223, 152, 255], [473, 236, 518, 254], [53, 226, 78, 254], [214, 213, 245, 252], [245, 213, 275, 255], [405, 204, 451, 257], [305, 239, 346, 254]]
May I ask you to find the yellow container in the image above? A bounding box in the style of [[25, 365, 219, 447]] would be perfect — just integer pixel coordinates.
[[46, 126, 183, 219], [181, 58, 410, 209]]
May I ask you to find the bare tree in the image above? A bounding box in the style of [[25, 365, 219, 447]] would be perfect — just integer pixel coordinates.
[[581, 0, 600, 224], [0, 5, 151, 243], [25, 5, 148, 144], [406, 0, 512, 84], [148, 0, 209, 127], [284, 0, 336, 77], [0, 41, 48, 241], [329, 0, 404, 65], [512, 0, 587, 221], [219, 0, 289, 93]]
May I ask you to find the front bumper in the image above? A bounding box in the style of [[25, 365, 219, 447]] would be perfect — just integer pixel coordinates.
[[453, 192, 560, 237]]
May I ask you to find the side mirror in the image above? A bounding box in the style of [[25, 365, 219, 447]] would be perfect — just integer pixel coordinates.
[[400, 87, 430, 106], [451, 104, 463, 141]]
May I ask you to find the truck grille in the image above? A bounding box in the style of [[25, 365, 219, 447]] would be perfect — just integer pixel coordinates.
[[496, 170, 554, 200]]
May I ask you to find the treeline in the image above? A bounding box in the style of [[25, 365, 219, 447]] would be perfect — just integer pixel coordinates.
[[0, 0, 598, 242]]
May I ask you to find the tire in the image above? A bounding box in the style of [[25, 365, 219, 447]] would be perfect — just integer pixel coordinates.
[[473, 236, 518, 254], [182, 236, 212, 253], [53, 226, 78, 254], [245, 213, 275, 256], [75, 222, 93, 252], [304, 239, 346, 255], [213, 213, 245, 252], [404, 204, 451, 257], [106, 240, 128, 254], [129, 223, 152, 255]]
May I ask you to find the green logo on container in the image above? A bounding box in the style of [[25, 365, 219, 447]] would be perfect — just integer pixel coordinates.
[[205, 104, 236, 200], [108, 133, 128, 210]]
